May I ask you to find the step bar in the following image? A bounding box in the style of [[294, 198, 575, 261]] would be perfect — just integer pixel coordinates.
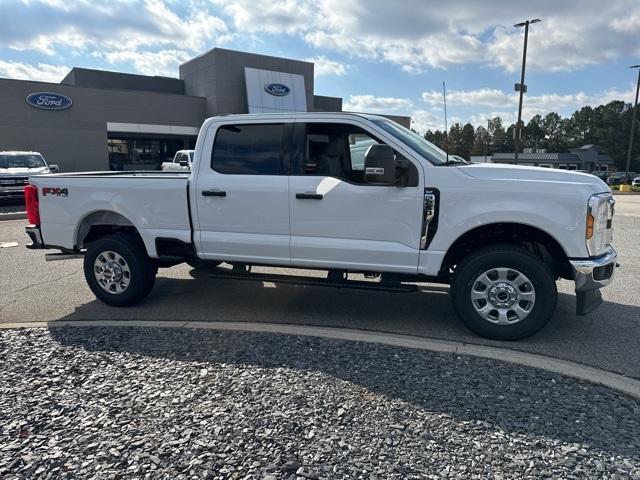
[[207, 269, 418, 293]]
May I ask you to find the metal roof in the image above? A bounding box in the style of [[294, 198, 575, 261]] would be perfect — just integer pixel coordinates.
[[491, 152, 578, 162]]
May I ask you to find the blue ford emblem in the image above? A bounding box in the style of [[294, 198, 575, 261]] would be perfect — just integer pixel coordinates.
[[26, 92, 73, 110], [264, 83, 291, 96]]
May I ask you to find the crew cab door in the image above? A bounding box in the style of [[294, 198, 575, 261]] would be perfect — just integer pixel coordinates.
[[192, 121, 292, 265], [288, 120, 424, 273]]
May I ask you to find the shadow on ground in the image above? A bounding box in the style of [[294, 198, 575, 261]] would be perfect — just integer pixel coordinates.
[[47, 325, 640, 460], [49, 267, 640, 379]]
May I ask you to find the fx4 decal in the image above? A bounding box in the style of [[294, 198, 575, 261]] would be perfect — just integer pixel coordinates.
[[42, 187, 69, 197]]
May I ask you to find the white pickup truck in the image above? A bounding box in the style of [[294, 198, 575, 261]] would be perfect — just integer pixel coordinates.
[[24, 113, 617, 340]]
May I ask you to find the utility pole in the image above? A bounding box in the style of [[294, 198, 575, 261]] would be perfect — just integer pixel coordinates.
[[625, 65, 640, 175], [443, 81, 449, 163], [513, 18, 541, 165]]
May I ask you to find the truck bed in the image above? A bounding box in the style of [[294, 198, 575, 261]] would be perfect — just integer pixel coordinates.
[[29, 172, 192, 257]]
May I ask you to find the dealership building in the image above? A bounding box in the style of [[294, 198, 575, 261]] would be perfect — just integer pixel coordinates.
[[0, 48, 410, 172]]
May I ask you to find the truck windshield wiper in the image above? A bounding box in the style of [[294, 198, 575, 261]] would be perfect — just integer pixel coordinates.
[[438, 160, 467, 166]]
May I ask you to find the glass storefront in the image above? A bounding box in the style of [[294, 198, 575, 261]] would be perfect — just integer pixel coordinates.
[[108, 135, 196, 171]]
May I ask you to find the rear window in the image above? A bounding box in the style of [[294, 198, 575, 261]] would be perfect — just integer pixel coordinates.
[[211, 124, 283, 175], [0, 154, 46, 169]]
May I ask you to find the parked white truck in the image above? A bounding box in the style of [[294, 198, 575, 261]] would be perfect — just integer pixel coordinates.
[[24, 113, 617, 340]]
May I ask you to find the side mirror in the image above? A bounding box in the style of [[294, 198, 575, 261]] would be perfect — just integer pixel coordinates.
[[364, 144, 396, 185], [48, 164, 59, 173], [179, 160, 189, 167]]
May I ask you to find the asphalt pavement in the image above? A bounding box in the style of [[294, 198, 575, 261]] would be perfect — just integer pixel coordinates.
[[1, 195, 639, 379]]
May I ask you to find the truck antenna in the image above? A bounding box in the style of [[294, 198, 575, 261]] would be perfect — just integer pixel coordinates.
[[443, 81, 450, 164]]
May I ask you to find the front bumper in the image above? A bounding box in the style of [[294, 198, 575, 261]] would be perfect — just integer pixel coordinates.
[[569, 247, 618, 315]]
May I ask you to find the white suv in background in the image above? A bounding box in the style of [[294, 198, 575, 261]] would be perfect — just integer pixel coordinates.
[[0, 151, 58, 200]]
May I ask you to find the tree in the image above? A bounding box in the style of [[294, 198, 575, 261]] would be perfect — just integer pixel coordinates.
[[487, 117, 507, 153]]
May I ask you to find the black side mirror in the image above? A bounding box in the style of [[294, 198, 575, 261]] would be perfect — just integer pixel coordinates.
[[179, 160, 189, 167], [48, 164, 59, 173], [364, 144, 396, 185]]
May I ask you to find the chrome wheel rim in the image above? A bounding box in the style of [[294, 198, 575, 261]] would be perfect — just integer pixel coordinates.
[[470, 267, 536, 325], [94, 251, 131, 295]]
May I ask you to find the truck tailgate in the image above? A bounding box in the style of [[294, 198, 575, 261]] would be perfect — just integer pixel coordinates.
[[30, 172, 191, 257]]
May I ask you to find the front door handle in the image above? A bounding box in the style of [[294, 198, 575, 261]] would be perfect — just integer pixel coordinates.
[[202, 189, 226, 197], [296, 192, 323, 200]]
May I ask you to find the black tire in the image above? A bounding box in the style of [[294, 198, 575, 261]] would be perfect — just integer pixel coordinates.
[[84, 234, 156, 306], [450, 244, 557, 340]]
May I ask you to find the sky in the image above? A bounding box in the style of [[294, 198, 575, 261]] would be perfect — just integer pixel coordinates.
[[1, 0, 639, 133]]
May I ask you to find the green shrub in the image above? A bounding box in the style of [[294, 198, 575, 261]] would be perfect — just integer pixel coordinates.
[[611, 184, 620, 190], [632, 185, 640, 192]]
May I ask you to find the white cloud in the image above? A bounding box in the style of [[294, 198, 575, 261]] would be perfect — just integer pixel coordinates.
[[209, 0, 640, 74], [306, 56, 347, 76], [0, 0, 229, 77], [422, 86, 637, 113], [0, 60, 69, 82], [103, 49, 192, 76], [344, 95, 413, 113], [410, 110, 444, 133]]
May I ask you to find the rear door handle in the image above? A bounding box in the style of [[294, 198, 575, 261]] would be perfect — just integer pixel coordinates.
[[202, 189, 226, 197], [296, 192, 323, 200]]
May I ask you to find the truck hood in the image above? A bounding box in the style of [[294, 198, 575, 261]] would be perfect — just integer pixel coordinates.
[[0, 166, 49, 176], [458, 163, 608, 189]]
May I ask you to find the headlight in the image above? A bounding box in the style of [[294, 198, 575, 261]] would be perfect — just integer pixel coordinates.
[[586, 193, 613, 256]]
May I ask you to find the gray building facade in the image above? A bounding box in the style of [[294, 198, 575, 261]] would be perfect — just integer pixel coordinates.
[[0, 48, 409, 172]]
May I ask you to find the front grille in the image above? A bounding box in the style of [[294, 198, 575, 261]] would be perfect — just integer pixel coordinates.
[[0, 177, 29, 187]]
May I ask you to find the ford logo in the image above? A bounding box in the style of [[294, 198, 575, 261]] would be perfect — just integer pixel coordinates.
[[26, 92, 73, 110], [264, 83, 291, 96]]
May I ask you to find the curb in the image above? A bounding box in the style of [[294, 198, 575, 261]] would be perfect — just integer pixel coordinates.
[[2, 320, 639, 399], [0, 212, 26, 221]]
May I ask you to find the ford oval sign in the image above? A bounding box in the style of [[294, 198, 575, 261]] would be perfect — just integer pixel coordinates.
[[26, 92, 73, 110], [264, 83, 291, 96]]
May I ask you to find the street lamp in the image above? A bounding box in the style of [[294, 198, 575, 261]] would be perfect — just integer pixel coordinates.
[[513, 18, 541, 165], [625, 65, 640, 175]]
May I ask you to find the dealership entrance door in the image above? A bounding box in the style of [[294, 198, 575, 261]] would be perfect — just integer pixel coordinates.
[[107, 134, 197, 171]]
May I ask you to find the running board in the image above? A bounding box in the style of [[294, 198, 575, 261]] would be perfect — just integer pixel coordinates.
[[207, 269, 417, 293]]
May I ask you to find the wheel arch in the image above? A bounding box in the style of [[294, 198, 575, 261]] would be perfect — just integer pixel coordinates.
[[440, 222, 573, 279], [75, 210, 141, 250]]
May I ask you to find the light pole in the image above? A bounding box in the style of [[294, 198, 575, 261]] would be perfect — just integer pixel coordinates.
[[513, 18, 541, 165], [625, 65, 640, 175]]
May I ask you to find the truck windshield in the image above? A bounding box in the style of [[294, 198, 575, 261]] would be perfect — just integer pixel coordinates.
[[0, 154, 46, 169], [371, 119, 449, 165]]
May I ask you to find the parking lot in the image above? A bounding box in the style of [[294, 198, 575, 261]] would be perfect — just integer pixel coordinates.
[[1, 195, 639, 378]]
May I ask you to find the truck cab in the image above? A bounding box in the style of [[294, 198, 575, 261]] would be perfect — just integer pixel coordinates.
[[24, 113, 618, 340]]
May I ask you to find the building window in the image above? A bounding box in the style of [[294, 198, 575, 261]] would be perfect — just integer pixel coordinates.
[[558, 164, 567, 169], [108, 136, 194, 171], [567, 164, 578, 170], [211, 124, 284, 175], [538, 163, 553, 168]]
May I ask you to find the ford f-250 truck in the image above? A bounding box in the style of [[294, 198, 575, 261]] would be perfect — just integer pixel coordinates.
[[24, 113, 617, 340]]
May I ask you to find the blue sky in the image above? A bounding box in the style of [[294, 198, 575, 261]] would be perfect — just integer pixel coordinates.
[[1, 0, 639, 132]]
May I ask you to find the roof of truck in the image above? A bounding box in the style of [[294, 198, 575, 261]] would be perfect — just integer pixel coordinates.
[[205, 112, 388, 122]]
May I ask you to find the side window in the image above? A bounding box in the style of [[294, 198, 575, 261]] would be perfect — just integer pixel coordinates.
[[175, 153, 184, 164], [300, 123, 379, 183], [212, 124, 283, 175]]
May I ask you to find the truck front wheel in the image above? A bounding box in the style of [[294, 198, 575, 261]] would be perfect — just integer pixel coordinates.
[[84, 234, 156, 306], [450, 244, 557, 340]]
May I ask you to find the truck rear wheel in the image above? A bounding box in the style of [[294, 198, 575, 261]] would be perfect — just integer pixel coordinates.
[[450, 244, 557, 340], [84, 234, 156, 306]]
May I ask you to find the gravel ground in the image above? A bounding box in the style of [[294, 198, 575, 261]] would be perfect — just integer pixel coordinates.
[[1, 327, 639, 480]]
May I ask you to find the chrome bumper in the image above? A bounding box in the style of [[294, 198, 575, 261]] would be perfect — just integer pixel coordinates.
[[570, 247, 618, 292]]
